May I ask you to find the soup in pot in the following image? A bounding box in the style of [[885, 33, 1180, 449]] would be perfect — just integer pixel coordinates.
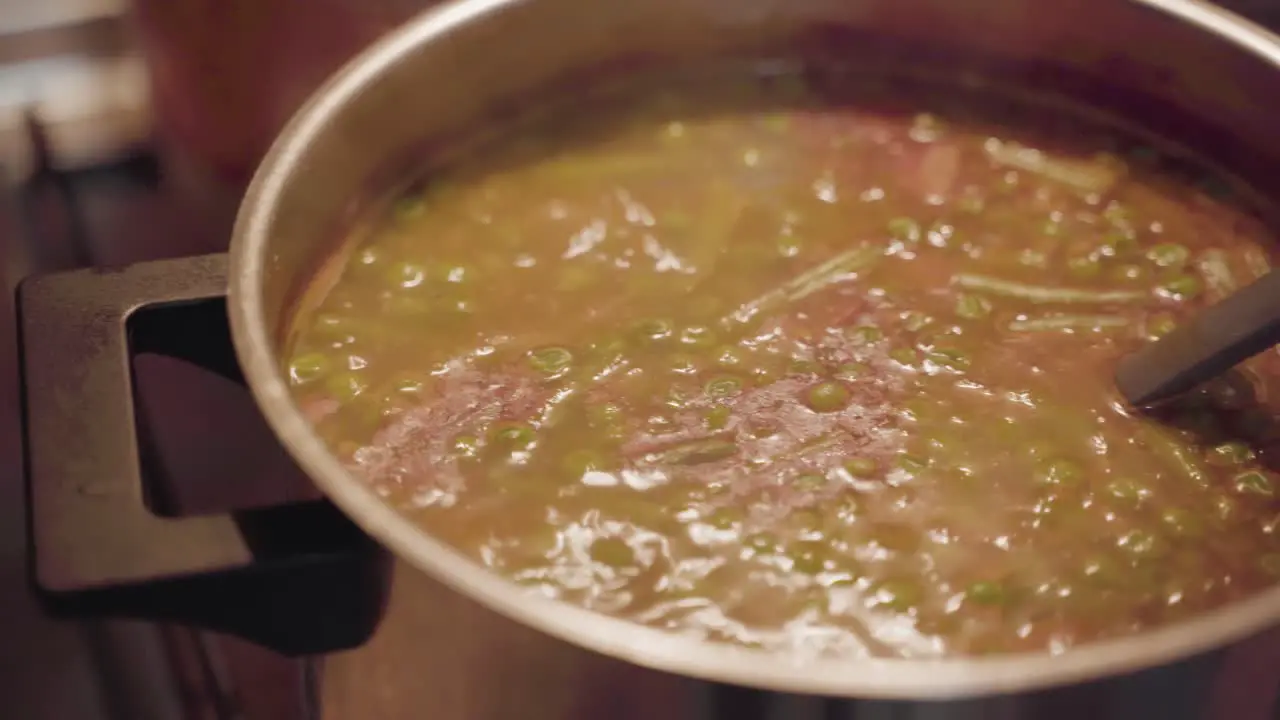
[[284, 67, 1280, 658]]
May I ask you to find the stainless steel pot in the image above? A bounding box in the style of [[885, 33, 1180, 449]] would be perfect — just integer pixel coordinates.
[[20, 0, 1280, 712]]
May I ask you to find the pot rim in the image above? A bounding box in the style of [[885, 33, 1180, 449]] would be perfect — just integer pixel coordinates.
[[228, 0, 1280, 699]]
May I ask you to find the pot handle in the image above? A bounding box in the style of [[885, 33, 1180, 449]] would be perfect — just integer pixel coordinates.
[[18, 253, 389, 656]]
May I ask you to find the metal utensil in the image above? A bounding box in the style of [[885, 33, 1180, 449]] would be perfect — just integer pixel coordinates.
[[1115, 271, 1280, 408]]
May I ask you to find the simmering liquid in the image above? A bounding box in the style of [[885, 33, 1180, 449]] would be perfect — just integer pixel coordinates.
[[285, 68, 1280, 658]]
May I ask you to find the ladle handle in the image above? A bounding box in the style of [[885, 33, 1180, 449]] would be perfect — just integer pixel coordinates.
[[18, 253, 387, 656], [1116, 270, 1280, 408]]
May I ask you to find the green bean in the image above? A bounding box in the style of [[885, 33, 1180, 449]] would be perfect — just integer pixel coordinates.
[[955, 294, 993, 319], [1158, 274, 1202, 300], [1147, 243, 1190, 269], [1207, 441, 1255, 466], [289, 352, 330, 385], [1235, 470, 1273, 496], [1007, 315, 1131, 332], [733, 244, 885, 321], [952, 273, 1147, 304], [984, 139, 1125, 194], [650, 438, 738, 466], [966, 580, 1007, 606], [1136, 423, 1209, 487]]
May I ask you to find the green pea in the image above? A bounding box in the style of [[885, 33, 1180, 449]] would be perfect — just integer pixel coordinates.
[[1117, 529, 1164, 559], [1160, 274, 1202, 300], [289, 352, 330, 385], [528, 346, 574, 375], [776, 236, 804, 258], [887, 217, 922, 243], [1235, 470, 1273, 496], [872, 578, 923, 611], [896, 454, 929, 473], [491, 422, 536, 450], [761, 113, 790, 132], [451, 434, 481, 458], [747, 532, 779, 554], [714, 346, 746, 369], [557, 264, 596, 291], [902, 311, 933, 332], [562, 449, 606, 477], [788, 358, 822, 375], [834, 362, 867, 382], [807, 381, 850, 413], [1259, 554, 1280, 577], [1101, 230, 1140, 258], [844, 458, 878, 477], [1067, 255, 1102, 279], [705, 405, 732, 431], [1147, 243, 1190, 268], [324, 371, 368, 401], [787, 541, 829, 574], [1147, 313, 1178, 339], [1160, 508, 1203, 537], [889, 347, 919, 367], [589, 537, 635, 568], [927, 348, 971, 371], [393, 195, 426, 221], [966, 580, 1007, 606], [667, 354, 698, 375], [634, 318, 674, 342], [1109, 263, 1150, 284], [706, 506, 744, 530], [1215, 494, 1240, 522], [795, 473, 826, 492], [587, 402, 622, 428], [705, 376, 743, 399], [847, 326, 883, 345], [1106, 477, 1151, 504], [955, 294, 992, 319], [391, 375, 425, 394], [351, 246, 381, 270], [679, 325, 716, 348], [662, 211, 693, 230], [1208, 441, 1255, 466], [386, 261, 427, 289], [1037, 459, 1083, 488]]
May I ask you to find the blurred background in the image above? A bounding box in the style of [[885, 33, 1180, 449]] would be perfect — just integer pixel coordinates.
[[0, 1, 1278, 719]]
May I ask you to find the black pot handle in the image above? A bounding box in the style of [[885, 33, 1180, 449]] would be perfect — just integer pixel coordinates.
[[18, 253, 389, 656]]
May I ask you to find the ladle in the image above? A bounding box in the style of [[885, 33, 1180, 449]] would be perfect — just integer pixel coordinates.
[[1115, 271, 1280, 408]]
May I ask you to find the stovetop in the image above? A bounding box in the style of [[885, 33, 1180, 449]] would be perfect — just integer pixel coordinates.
[[6, 4, 1280, 720]]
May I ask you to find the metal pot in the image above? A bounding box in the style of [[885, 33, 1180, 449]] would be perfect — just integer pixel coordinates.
[[20, 0, 1280, 714]]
